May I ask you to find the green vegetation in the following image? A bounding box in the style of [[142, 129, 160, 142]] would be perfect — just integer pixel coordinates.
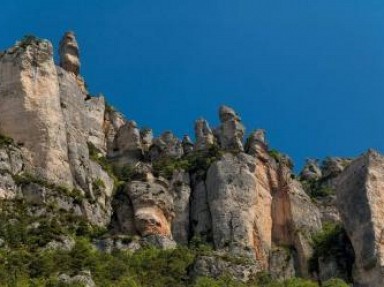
[[112, 164, 144, 182], [0, 133, 15, 147], [323, 279, 349, 287], [13, 173, 85, 203], [87, 142, 117, 182], [0, 202, 352, 287], [153, 144, 223, 179], [309, 223, 354, 282], [301, 179, 336, 198]]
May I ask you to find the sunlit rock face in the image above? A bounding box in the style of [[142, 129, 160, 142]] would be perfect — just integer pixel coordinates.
[[0, 36, 73, 187], [0, 35, 114, 225], [3, 33, 384, 285]]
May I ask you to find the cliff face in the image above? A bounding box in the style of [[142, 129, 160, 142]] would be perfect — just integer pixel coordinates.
[[0, 33, 382, 286], [336, 151, 384, 286]]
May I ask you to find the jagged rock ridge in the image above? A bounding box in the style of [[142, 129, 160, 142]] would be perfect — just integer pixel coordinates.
[[0, 33, 382, 286]]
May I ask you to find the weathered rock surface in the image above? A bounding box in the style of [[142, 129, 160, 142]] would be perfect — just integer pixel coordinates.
[[2, 33, 382, 286], [206, 152, 271, 262], [113, 120, 143, 164], [59, 31, 80, 76], [58, 271, 96, 287], [125, 179, 174, 237], [216, 105, 245, 151], [149, 131, 183, 160], [0, 36, 73, 187], [245, 129, 269, 160], [190, 253, 259, 282], [300, 159, 322, 181], [336, 151, 384, 287], [170, 170, 191, 244], [195, 119, 215, 151], [0, 144, 23, 199]]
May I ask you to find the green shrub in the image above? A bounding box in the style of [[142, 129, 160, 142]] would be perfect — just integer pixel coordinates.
[[0, 133, 14, 147], [301, 179, 336, 198], [309, 223, 354, 282], [323, 278, 349, 287], [284, 278, 318, 287], [152, 144, 222, 179]]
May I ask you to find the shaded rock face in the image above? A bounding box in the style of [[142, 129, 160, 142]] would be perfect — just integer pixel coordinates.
[[59, 32, 80, 75], [170, 170, 191, 244], [269, 247, 296, 281], [182, 135, 194, 155], [300, 159, 322, 181], [336, 151, 384, 287], [322, 157, 351, 179], [0, 145, 23, 199], [189, 175, 212, 242]]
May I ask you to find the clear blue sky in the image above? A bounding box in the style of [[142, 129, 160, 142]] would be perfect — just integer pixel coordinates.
[[2, 1, 384, 170]]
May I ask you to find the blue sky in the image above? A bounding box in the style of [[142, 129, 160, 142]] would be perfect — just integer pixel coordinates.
[[2, 1, 384, 170]]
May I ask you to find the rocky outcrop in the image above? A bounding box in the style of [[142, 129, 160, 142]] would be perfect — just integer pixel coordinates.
[[113, 120, 143, 164], [125, 179, 174, 237], [59, 31, 80, 76], [0, 36, 73, 187], [216, 105, 245, 151], [85, 96, 107, 153], [0, 35, 115, 227], [206, 152, 272, 263], [149, 132, 183, 160], [140, 128, 153, 152], [195, 119, 215, 151], [245, 129, 269, 160], [182, 135, 194, 155], [104, 108, 126, 155], [58, 271, 96, 287], [0, 143, 23, 199], [190, 254, 259, 282], [170, 170, 191, 244], [300, 159, 322, 181], [322, 157, 351, 179], [336, 151, 384, 286], [3, 33, 382, 286]]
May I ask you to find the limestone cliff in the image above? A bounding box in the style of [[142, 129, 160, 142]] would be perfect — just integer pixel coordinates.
[[0, 33, 382, 286]]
